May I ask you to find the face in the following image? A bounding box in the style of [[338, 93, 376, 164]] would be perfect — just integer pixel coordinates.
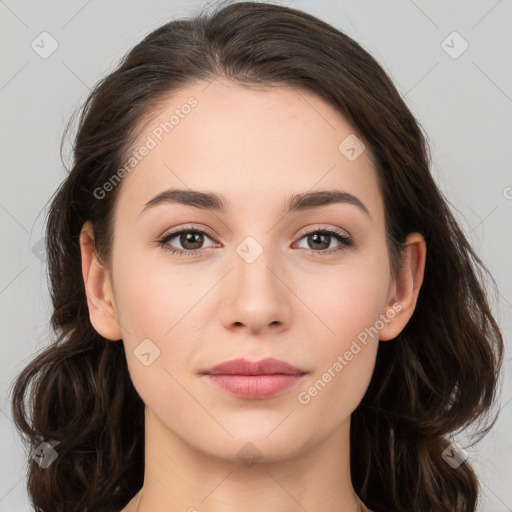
[[82, 78, 422, 464]]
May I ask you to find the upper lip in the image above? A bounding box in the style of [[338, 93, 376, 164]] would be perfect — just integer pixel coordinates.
[[200, 357, 306, 376]]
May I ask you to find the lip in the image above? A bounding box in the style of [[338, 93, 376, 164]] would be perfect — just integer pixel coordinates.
[[201, 357, 306, 376], [199, 357, 307, 400]]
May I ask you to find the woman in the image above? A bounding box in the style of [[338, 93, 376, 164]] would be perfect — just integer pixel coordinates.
[[9, 2, 504, 511]]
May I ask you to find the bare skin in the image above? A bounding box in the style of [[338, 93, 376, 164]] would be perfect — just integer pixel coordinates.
[[80, 78, 425, 512]]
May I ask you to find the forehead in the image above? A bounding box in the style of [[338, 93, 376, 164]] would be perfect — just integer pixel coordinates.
[[114, 78, 383, 223]]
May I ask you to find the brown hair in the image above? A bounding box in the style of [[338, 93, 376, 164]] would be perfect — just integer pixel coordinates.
[[8, 2, 504, 511]]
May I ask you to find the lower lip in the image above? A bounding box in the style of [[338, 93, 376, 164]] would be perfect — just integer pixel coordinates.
[[204, 374, 306, 399]]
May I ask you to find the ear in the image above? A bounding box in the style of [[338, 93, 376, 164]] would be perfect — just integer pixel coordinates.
[[79, 220, 122, 341], [379, 232, 426, 341]]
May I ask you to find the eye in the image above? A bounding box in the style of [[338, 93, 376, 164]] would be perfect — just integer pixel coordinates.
[[294, 227, 353, 254], [157, 226, 353, 257], [157, 226, 217, 257]]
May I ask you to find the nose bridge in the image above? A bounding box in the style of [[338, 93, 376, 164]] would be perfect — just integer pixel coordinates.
[[217, 232, 292, 332], [234, 232, 282, 299]]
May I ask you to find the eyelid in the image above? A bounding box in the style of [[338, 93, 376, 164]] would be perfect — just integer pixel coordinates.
[[160, 223, 351, 242], [295, 223, 351, 241], [160, 224, 219, 241]]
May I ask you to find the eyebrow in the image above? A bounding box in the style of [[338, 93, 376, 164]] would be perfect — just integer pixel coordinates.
[[139, 188, 370, 218]]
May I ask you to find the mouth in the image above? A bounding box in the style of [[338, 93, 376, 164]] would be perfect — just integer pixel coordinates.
[[199, 357, 308, 399]]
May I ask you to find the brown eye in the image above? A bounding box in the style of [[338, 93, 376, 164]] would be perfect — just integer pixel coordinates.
[[158, 228, 216, 256], [295, 229, 353, 254]]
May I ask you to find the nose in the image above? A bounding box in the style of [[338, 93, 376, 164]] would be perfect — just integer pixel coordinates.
[[216, 247, 293, 335]]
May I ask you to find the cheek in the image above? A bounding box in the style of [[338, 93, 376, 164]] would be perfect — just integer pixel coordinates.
[[294, 268, 383, 422], [113, 244, 197, 338], [113, 252, 207, 382], [298, 256, 390, 353], [114, 261, 201, 415], [292, 250, 389, 406]]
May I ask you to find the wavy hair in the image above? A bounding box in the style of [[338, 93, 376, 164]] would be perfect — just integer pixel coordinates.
[[8, 1, 504, 511]]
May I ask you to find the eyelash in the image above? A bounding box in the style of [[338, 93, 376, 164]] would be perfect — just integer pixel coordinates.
[[157, 225, 353, 257]]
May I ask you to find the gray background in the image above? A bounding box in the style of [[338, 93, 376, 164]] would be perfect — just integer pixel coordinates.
[[1, 0, 511, 510]]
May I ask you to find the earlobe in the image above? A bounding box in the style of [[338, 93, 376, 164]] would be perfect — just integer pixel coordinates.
[[79, 221, 123, 341], [379, 232, 426, 341]]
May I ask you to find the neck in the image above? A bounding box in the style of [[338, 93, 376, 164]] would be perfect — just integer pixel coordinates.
[[131, 410, 367, 512]]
